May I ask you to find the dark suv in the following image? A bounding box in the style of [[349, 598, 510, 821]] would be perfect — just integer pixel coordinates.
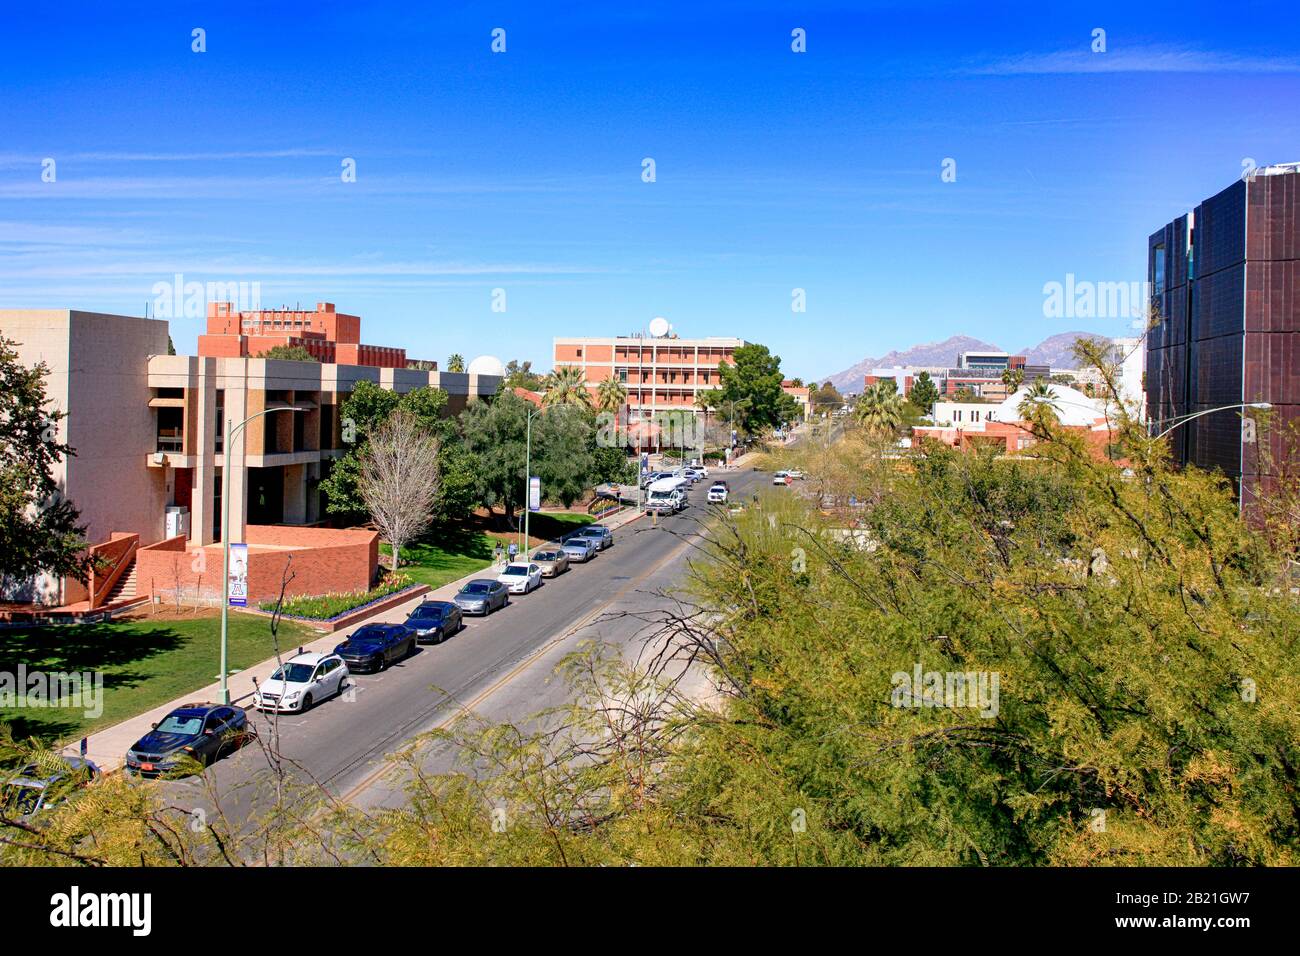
[[125, 703, 249, 777]]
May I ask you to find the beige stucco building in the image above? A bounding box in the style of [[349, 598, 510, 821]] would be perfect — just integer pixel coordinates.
[[0, 308, 501, 607]]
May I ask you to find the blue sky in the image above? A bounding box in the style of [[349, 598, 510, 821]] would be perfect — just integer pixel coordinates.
[[1, 1, 1298, 381]]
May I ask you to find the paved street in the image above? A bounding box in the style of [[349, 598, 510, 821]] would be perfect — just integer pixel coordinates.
[[156, 466, 765, 826]]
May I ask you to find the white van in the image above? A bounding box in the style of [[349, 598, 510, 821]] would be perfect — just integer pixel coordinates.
[[645, 476, 688, 514]]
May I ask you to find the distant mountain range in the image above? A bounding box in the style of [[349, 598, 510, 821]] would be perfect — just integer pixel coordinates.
[[818, 331, 1112, 394]]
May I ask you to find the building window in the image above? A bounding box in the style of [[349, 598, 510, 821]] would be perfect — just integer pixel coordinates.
[[1153, 243, 1166, 295]]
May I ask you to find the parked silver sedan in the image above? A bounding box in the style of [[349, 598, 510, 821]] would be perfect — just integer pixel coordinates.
[[561, 537, 598, 563], [574, 525, 614, 549]]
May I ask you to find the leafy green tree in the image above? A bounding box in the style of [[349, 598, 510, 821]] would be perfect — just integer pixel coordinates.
[[320, 382, 452, 520], [167, 335, 176, 356], [590, 446, 635, 486], [908, 371, 939, 414], [714, 343, 796, 435], [504, 360, 542, 391], [534, 406, 594, 507], [460, 390, 530, 520], [0, 336, 91, 588], [446, 354, 466, 373], [257, 344, 319, 362]]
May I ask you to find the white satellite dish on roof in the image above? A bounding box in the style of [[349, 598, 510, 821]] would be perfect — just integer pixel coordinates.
[[648, 316, 670, 337], [467, 355, 505, 377]]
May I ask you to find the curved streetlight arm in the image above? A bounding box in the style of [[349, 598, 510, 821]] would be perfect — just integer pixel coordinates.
[[1153, 403, 1271, 440]]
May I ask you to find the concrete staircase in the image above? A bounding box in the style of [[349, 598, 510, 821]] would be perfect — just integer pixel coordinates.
[[105, 559, 138, 604]]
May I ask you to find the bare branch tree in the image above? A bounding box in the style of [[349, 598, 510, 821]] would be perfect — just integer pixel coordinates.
[[358, 408, 441, 572]]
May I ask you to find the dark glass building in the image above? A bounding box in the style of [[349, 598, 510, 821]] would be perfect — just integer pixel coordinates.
[[1146, 163, 1300, 510]]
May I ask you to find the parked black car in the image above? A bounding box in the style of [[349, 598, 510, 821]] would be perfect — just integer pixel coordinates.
[[125, 703, 250, 778], [334, 623, 416, 672], [453, 579, 509, 615], [404, 600, 464, 644]]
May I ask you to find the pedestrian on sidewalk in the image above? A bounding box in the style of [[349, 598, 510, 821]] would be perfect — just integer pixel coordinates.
[[508, 541, 519, 563], [494, 542, 505, 565]]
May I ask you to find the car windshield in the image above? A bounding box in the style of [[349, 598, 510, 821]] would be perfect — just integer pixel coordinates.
[[534, 551, 558, 560], [463, 582, 491, 594], [271, 662, 315, 683], [156, 714, 204, 736], [410, 605, 447, 620], [502, 566, 527, 576], [350, 629, 387, 644], [5, 784, 42, 815]]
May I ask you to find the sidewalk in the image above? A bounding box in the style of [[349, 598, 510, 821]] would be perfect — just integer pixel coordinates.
[[63, 509, 644, 772]]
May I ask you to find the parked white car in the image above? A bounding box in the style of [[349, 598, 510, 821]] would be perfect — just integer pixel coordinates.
[[254, 652, 349, 713], [772, 471, 791, 486], [498, 561, 543, 594], [707, 482, 729, 503]]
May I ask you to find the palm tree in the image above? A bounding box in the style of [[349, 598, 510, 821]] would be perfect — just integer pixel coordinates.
[[855, 381, 905, 435], [542, 365, 593, 408], [446, 353, 465, 373], [596, 374, 628, 414], [1017, 379, 1060, 425], [1001, 367, 1024, 393]]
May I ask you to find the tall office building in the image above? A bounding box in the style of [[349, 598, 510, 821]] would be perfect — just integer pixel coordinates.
[[1146, 163, 1300, 508]]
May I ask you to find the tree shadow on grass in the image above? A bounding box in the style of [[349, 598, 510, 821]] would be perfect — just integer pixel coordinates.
[[0, 622, 186, 743]]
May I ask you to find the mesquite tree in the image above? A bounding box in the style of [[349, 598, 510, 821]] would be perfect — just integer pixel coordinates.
[[358, 409, 440, 572]]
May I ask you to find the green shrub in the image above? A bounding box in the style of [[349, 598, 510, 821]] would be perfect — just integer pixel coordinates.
[[260, 573, 415, 620]]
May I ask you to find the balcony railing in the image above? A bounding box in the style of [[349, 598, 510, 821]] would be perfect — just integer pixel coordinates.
[[156, 431, 183, 453]]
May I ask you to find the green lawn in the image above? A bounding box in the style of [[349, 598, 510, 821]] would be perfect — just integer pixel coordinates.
[[0, 611, 315, 744], [381, 530, 495, 589]]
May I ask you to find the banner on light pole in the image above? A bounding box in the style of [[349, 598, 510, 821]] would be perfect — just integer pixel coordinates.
[[228, 543, 249, 607], [529, 476, 541, 512]]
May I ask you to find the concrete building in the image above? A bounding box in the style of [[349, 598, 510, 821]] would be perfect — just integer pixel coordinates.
[[1147, 162, 1300, 508], [782, 381, 811, 420], [1, 306, 501, 608], [553, 332, 744, 437], [0, 310, 170, 604], [865, 355, 1050, 403]]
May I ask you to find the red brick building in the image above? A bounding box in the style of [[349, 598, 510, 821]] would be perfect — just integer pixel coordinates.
[[199, 301, 408, 369]]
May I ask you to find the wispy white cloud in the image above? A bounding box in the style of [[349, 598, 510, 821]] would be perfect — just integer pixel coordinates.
[[967, 45, 1300, 76]]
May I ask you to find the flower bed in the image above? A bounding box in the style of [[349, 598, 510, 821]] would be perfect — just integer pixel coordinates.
[[258, 573, 416, 622]]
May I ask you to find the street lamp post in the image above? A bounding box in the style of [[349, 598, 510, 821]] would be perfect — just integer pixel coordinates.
[[520, 405, 539, 557], [1151, 402, 1272, 440], [219, 405, 304, 705]]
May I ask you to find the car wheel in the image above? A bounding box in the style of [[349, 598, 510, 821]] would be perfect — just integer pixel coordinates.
[[301, 692, 313, 712]]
